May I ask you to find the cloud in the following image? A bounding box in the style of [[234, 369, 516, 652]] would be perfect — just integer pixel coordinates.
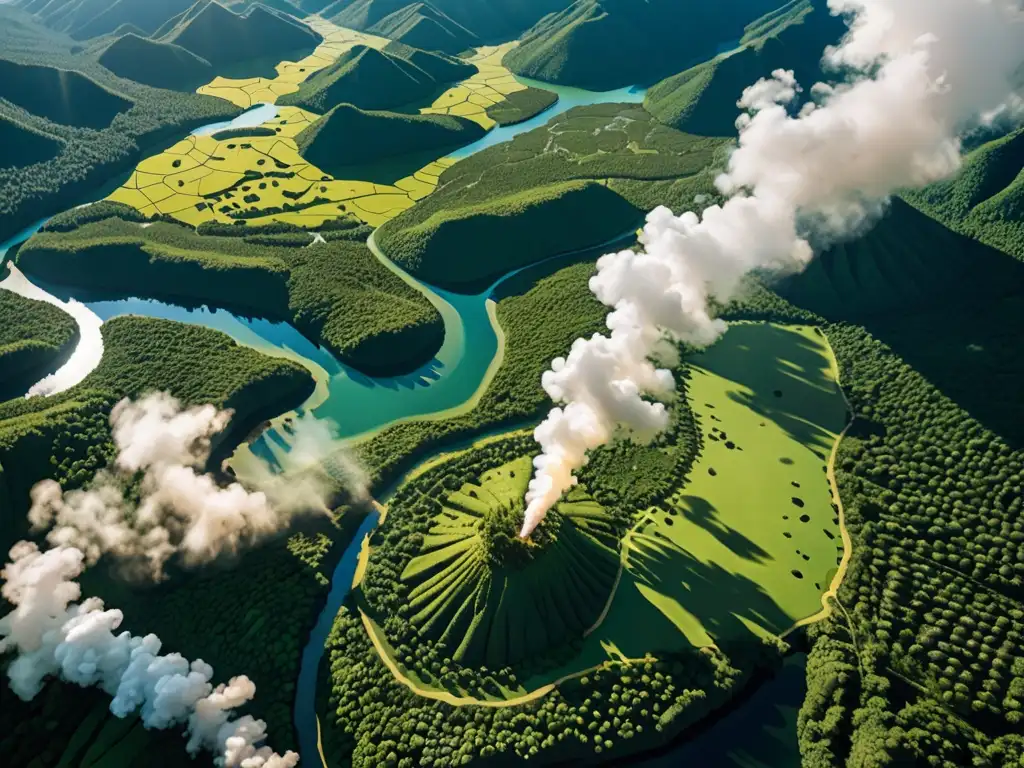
[[0, 541, 297, 767], [520, 0, 1024, 536]]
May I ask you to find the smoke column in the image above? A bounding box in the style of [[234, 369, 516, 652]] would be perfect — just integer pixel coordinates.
[[520, 0, 1024, 537], [0, 541, 297, 767]]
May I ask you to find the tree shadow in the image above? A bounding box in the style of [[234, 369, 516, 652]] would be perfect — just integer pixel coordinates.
[[627, 531, 795, 643], [676, 495, 773, 564], [343, 357, 446, 391]]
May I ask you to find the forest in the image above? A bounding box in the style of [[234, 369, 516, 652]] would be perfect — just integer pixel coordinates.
[[17, 204, 445, 375], [0, 289, 79, 399], [376, 104, 728, 290]]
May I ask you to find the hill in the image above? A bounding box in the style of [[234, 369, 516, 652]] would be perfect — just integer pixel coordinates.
[[376, 103, 727, 290], [0, 58, 133, 129], [295, 103, 485, 174], [367, 2, 478, 55], [904, 127, 1024, 261], [98, 32, 213, 91], [158, 0, 322, 70], [0, 115, 63, 169], [504, 0, 780, 90], [320, 0, 572, 41], [12, 0, 198, 40], [0, 285, 79, 397], [279, 43, 474, 112], [646, 0, 848, 136]]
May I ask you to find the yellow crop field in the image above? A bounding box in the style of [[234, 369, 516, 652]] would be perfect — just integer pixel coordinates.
[[420, 43, 527, 129]]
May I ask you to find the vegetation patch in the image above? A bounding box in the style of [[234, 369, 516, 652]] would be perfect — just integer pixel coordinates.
[[367, 2, 479, 55], [295, 103, 484, 176], [0, 58, 133, 129], [0, 286, 78, 396], [0, 114, 62, 169], [98, 33, 213, 92], [485, 85, 558, 126], [18, 206, 445, 375], [419, 42, 528, 130], [377, 103, 727, 290]]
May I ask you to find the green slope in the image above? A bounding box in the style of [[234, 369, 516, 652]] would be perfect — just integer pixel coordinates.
[[646, 0, 847, 136], [12, 0, 197, 39], [279, 42, 474, 112], [0, 286, 79, 396], [376, 103, 727, 291], [159, 0, 321, 70], [295, 103, 485, 174], [0, 57, 132, 129], [904, 127, 1024, 261], [0, 114, 63, 169], [504, 0, 780, 90], [98, 32, 213, 91], [367, 1, 478, 55]]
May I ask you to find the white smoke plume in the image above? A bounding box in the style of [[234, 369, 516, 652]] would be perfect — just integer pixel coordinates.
[[520, 0, 1024, 536], [0, 541, 297, 767], [29, 392, 332, 579]]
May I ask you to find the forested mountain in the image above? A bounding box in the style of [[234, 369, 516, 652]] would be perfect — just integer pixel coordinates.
[[157, 0, 321, 69], [0, 286, 78, 398], [279, 42, 474, 112], [503, 0, 781, 90], [0, 115, 63, 169], [905, 127, 1024, 261], [296, 103, 484, 173], [367, 2, 479, 55], [646, 0, 847, 135], [11, 0, 198, 39], [0, 58, 133, 129], [98, 32, 214, 91], [319, 0, 573, 42]]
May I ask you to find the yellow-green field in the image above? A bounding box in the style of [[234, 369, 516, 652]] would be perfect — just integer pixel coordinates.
[[420, 43, 528, 129], [106, 107, 458, 228], [196, 18, 390, 108]]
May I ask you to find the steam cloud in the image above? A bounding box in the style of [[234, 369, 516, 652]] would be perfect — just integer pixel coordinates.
[[28, 392, 335, 580], [521, 0, 1024, 536], [0, 541, 297, 767]]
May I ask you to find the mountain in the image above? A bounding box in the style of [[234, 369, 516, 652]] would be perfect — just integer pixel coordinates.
[[905, 127, 1024, 262], [320, 0, 572, 42], [0, 58, 133, 129], [98, 32, 213, 90], [279, 43, 474, 112], [157, 1, 321, 70], [504, 0, 780, 90], [646, 0, 848, 136], [295, 103, 484, 174], [12, 0, 198, 40], [367, 2, 478, 55]]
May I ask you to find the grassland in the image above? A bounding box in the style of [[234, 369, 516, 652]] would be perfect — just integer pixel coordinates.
[[17, 207, 445, 375], [376, 103, 728, 290], [0, 286, 79, 396]]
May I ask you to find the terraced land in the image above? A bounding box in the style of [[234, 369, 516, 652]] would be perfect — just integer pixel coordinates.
[[420, 43, 529, 129], [106, 106, 458, 228], [196, 18, 390, 108]]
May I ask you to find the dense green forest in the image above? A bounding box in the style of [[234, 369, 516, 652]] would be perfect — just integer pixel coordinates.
[[315, 0, 572, 43], [376, 103, 727, 290], [296, 103, 485, 173], [97, 32, 214, 91], [504, 0, 780, 90], [0, 114, 63, 171], [366, 1, 479, 55], [0, 7, 236, 242], [17, 204, 445, 375], [279, 42, 475, 113], [0, 288, 78, 398], [157, 0, 322, 70], [645, 0, 847, 136], [484, 86, 558, 126]]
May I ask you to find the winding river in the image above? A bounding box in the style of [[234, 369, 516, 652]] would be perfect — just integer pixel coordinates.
[[0, 81, 650, 765]]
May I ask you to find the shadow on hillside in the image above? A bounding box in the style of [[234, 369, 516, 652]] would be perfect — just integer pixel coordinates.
[[779, 201, 1024, 447], [628, 531, 794, 643], [676, 496, 773, 565]]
